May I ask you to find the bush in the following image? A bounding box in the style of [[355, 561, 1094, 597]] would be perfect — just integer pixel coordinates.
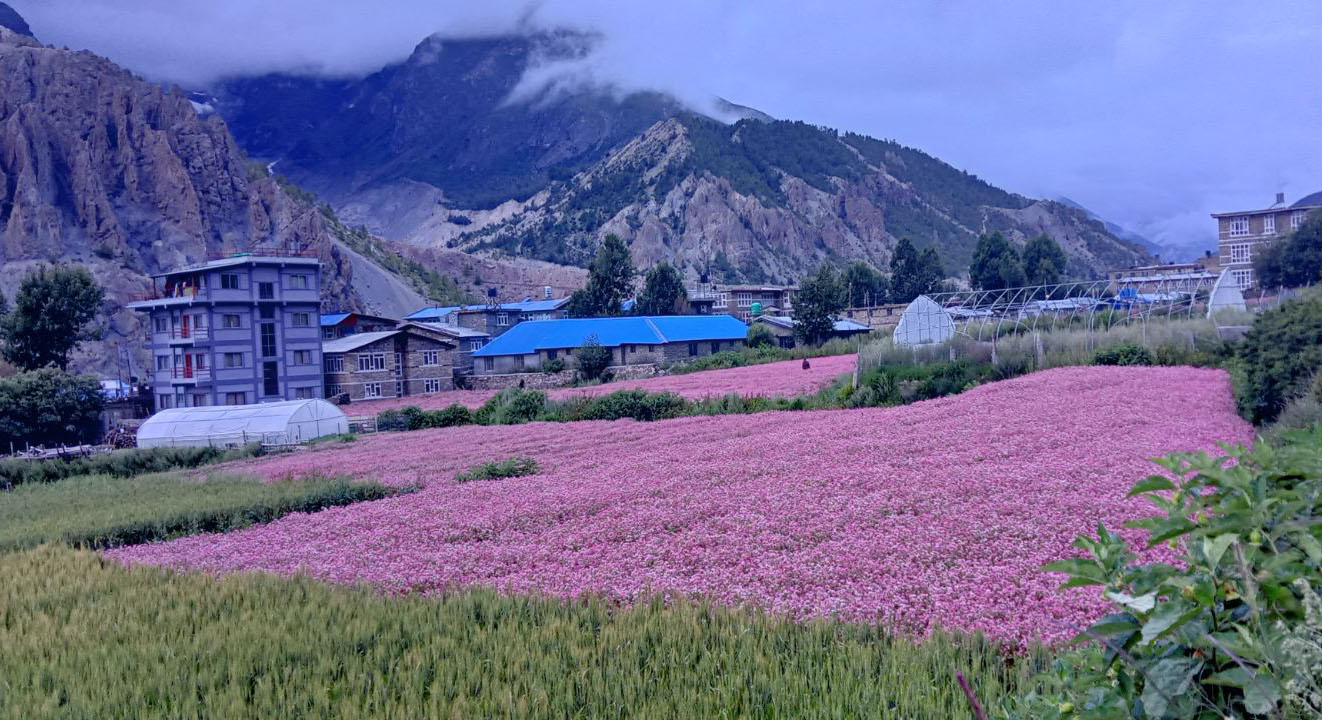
[[747, 323, 776, 348], [0, 444, 265, 490], [423, 403, 473, 428], [476, 388, 547, 425], [454, 457, 540, 484], [1005, 427, 1322, 718], [378, 404, 474, 431], [1235, 296, 1322, 424], [542, 357, 566, 374], [572, 390, 688, 422], [1090, 341, 1155, 366], [575, 336, 612, 381], [0, 369, 105, 449]]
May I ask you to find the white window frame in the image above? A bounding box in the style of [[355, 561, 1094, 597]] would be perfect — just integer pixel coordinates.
[[1229, 243, 1252, 264], [423, 378, 443, 393], [224, 392, 246, 405], [155, 355, 170, 371], [289, 274, 309, 290], [421, 350, 440, 366], [483, 357, 494, 372], [469, 339, 485, 351], [1232, 268, 1254, 289], [220, 273, 240, 290], [224, 352, 244, 368], [496, 313, 510, 327], [326, 384, 344, 398], [1228, 216, 1250, 237], [153, 317, 168, 333], [293, 349, 312, 365], [223, 314, 241, 329], [357, 353, 386, 372], [294, 386, 315, 399], [291, 312, 310, 327], [363, 382, 382, 398], [324, 355, 344, 373], [1263, 214, 1276, 236], [513, 354, 525, 370], [1293, 211, 1308, 230]]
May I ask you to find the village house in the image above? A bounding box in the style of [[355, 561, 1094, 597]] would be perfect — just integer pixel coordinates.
[[1106, 258, 1220, 294], [127, 252, 323, 411], [1212, 191, 1321, 290], [395, 321, 490, 375], [842, 303, 909, 329], [685, 284, 796, 320], [470, 315, 749, 375], [751, 316, 873, 349], [320, 311, 399, 340], [403, 296, 571, 337], [321, 327, 456, 401]]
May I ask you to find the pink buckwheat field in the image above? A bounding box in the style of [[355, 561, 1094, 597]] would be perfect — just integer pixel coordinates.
[[349, 353, 858, 413], [108, 366, 1254, 647]]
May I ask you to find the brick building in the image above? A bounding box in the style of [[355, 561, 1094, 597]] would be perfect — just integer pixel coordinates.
[[127, 253, 323, 411], [403, 297, 570, 337], [1212, 191, 1321, 290], [320, 311, 398, 340], [396, 321, 490, 375], [685, 285, 796, 320], [470, 315, 749, 375], [321, 328, 455, 401]]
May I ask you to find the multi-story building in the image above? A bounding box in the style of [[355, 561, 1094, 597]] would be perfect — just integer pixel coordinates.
[[128, 254, 324, 411], [1106, 258, 1220, 294], [321, 327, 455, 401], [685, 284, 796, 320], [1212, 192, 1321, 290], [403, 297, 570, 337], [320, 311, 399, 340]]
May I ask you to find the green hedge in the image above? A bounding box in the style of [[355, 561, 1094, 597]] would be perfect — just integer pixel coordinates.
[[0, 444, 265, 489], [1234, 296, 1322, 424]]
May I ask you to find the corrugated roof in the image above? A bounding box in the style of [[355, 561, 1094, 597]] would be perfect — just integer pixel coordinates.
[[404, 305, 462, 321], [473, 315, 749, 357], [1292, 191, 1322, 209], [754, 316, 872, 332], [322, 330, 399, 354], [406, 321, 490, 338], [320, 312, 351, 327]]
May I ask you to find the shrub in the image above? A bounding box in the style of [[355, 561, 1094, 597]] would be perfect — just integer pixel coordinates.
[[476, 388, 548, 425], [1235, 296, 1322, 424], [575, 336, 612, 381], [1005, 427, 1322, 719], [747, 323, 776, 348], [573, 390, 688, 422], [0, 445, 264, 490], [1090, 341, 1155, 366], [423, 403, 473, 428], [542, 357, 566, 374], [379, 404, 474, 431], [454, 457, 540, 483], [0, 369, 105, 449]]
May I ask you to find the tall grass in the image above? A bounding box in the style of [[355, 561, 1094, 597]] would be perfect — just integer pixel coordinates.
[[0, 473, 400, 551], [858, 318, 1228, 376], [0, 443, 267, 490], [0, 545, 1045, 719]]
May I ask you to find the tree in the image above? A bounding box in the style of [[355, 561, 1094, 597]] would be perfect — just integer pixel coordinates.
[[747, 323, 775, 348], [1255, 209, 1322, 289], [889, 239, 945, 304], [0, 369, 105, 448], [841, 261, 889, 307], [969, 232, 1026, 291], [574, 334, 612, 381], [915, 247, 946, 297], [1022, 233, 1068, 287], [566, 234, 636, 317], [793, 264, 845, 346], [0, 265, 104, 371], [634, 262, 687, 315]]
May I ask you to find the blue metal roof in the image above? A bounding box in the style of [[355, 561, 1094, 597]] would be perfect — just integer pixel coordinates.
[[503, 297, 569, 312], [472, 315, 749, 357], [320, 312, 351, 327], [404, 305, 462, 321]]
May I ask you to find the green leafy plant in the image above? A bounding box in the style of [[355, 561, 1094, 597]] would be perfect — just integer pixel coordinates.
[[1235, 296, 1322, 424], [1005, 426, 1322, 719], [1091, 342, 1156, 367], [542, 357, 566, 374], [454, 456, 540, 484], [574, 335, 612, 381]]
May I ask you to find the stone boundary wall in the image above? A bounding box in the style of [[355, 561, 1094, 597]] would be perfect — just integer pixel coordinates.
[[462, 363, 664, 391]]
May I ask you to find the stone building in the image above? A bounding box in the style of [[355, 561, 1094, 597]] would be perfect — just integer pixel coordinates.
[[751, 316, 872, 349], [471, 315, 749, 375], [127, 253, 323, 411], [403, 297, 570, 338], [320, 311, 399, 340], [685, 285, 796, 320], [1212, 191, 1321, 290], [396, 321, 490, 375], [321, 328, 456, 401]]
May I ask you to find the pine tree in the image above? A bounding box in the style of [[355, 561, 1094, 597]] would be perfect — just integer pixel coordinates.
[[566, 234, 636, 317], [969, 232, 1026, 291], [1022, 234, 1068, 286], [888, 237, 922, 303], [793, 264, 845, 346], [635, 262, 687, 315]]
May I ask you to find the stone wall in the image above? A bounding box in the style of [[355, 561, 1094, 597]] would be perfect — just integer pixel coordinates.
[[463, 363, 664, 391]]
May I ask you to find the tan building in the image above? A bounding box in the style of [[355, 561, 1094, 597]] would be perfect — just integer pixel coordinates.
[[1107, 258, 1220, 294], [322, 328, 455, 402], [1212, 191, 1321, 290], [686, 284, 796, 320]]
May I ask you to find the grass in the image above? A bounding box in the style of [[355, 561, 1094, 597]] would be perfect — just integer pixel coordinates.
[[454, 456, 540, 483], [664, 336, 866, 375], [0, 443, 268, 489], [0, 544, 1044, 719], [0, 472, 401, 551]]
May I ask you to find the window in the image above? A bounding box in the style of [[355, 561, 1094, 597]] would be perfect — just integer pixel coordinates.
[[422, 350, 440, 366], [294, 386, 315, 400], [1263, 214, 1276, 235], [496, 313, 510, 326], [648, 345, 656, 352], [357, 353, 386, 372], [1232, 268, 1255, 289], [628, 345, 636, 354], [258, 282, 275, 300], [223, 314, 241, 329], [395, 381, 404, 397], [291, 312, 310, 327], [192, 393, 209, 407], [193, 354, 207, 370], [153, 317, 168, 333], [1228, 216, 1250, 237], [293, 350, 312, 365], [262, 361, 279, 397], [424, 378, 443, 393], [324, 355, 344, 373], [259, 306, 275, 320], [322, 327, 335, 340], [734, 292, 753, 308], [220, 273, 239, 290], [547, 349, 558, 360], [363, 382, 382, 398], [224, 352, 244, 368], [469, 339, 485, 351], [1229, 243, 1252, 264], [260, 324, 277, 358], [326, 384, 344, 398], [688, 342, 698, 357], [1293, 211, 1308, 230], [289, 274, 309, 290], [483, 357, 494, 372], [225, 392, 246, 405], [512, 354, 525, 370], [158, 394, 173, 410], [155, 355, 170, 371]]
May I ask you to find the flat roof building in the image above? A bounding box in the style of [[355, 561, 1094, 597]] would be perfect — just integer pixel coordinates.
[[1212, 192, 1321, 290]]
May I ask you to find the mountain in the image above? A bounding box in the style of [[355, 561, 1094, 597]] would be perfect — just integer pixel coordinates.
[[1053, 196, 1162, 256], [214, 32, 1151, 283], [0, 2, 31, 38], [0, 23, 451, 376]]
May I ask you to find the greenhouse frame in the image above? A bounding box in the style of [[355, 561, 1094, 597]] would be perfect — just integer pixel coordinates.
[[136, 399, 349, 449]]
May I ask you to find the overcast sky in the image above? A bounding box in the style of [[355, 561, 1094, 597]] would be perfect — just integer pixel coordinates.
[[16, 0, 1322, 255]]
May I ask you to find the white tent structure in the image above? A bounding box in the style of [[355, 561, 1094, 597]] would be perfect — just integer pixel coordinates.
[[893, 295, 956, 346], [136, 399, 349, 449], [1206, 269, 1248, 318]]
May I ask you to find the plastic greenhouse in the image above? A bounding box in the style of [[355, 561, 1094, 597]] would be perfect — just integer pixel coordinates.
[[136, 399, 349, 449], [893, 295, 955, 346]]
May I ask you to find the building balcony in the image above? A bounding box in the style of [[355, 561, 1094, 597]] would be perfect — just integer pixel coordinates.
[[170, 367, 212, 383], [167, 326, 210, 343]]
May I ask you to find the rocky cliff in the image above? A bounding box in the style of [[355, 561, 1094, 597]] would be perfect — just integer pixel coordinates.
[[0, 25, 432, 376]]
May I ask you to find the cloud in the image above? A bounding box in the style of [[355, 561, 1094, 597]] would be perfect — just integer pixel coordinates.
[[14, 0, 1322, 257]]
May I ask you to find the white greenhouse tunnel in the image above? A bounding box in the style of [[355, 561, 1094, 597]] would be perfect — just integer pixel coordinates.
[[893, 295, 955, 347], [136, 399, 349, 449]]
